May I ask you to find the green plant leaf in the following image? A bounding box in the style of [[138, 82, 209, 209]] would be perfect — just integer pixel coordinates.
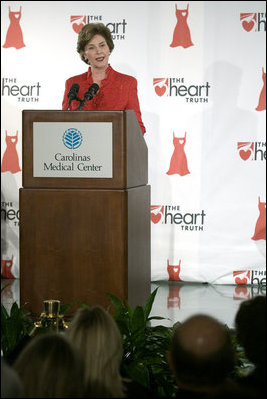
[[148, 315, 166, 321], [1, 302, 9, 319], [124, 361, 150, 388], [106, 292, 131, 337], [106, 292, 125, 317], [75, 300, 89, 308], [1, 283, 11, 293], [59, 302, 72, 314], [1, 301, 34, 358], [143, 287, 159, 321], [125, 300, 133, 319], [10, 302, 20, 316], [132, 306, 145, 333]]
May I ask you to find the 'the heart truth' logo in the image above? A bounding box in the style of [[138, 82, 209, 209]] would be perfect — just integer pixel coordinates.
[[70, 16, 86, 34], [240, 149, 251, 160], [151, 205, 164, 224], [233, 270, 251, 284], [237, 142, 254, 161], [153, 78, 168, 97], [243, 20, 254, 31], [155, 86, 166, 96], [240, 13, 257, 32]]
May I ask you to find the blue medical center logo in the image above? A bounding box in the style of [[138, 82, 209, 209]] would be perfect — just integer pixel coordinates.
[[62, 128, 83, 149]]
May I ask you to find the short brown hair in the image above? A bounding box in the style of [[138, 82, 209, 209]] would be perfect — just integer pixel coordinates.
[[77, 23, 114, 64]]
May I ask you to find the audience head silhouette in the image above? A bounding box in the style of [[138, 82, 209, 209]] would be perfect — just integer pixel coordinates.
[[234, 295, 266, 398], [235, 295, 266, 367], [13, 332, 85, 398], [168, 314, 235, 395], [1, 358, 23, 398], [66, 305, 125, 398]]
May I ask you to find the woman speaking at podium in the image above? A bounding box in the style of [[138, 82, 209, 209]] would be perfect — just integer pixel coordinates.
[[62, 23, 146, 135]]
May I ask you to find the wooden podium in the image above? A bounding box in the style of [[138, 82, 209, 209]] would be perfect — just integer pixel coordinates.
[[19, 110, 150, 315]]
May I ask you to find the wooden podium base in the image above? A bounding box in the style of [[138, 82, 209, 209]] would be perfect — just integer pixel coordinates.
[[19, 186, 151, 315]]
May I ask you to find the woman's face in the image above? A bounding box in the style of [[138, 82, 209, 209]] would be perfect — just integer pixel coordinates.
[[83, 34, 110, 70]]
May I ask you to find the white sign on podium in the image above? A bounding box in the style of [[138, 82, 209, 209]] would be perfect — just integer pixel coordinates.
[[33, 122, 113, 178]]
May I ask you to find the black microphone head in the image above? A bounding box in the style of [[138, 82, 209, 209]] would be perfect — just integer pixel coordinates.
[[90, 83, 99, 94], [67, 83, 80, 107], [83, 83, 99, 101], [68, 83, 80, 99], [78, 83, 100, 109], [72, 83, 80, 91]]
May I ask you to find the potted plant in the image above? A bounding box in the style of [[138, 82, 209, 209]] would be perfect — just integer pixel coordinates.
[[1, 291, 34, 362], [107, 288, 178, 397]]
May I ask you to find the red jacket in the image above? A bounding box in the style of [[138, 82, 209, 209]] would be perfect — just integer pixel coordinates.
[[62, 65, 146, 134]]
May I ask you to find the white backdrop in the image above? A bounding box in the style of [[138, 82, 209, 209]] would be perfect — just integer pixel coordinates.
[[1, 1, 266, 287]]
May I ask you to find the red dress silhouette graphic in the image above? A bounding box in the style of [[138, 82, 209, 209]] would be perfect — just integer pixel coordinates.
[[3, 6, 25, 49], [1, 255, 15, 279], [167, 259, 182, 281], [255, 68, 266, 111], [170, 3, 194, 48], [167, 132, 190, 176], [1, 131, 21, 173], [251, 196, 266, 240]]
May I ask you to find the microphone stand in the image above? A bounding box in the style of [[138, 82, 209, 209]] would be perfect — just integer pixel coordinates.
[[78, 98, 91, 111]]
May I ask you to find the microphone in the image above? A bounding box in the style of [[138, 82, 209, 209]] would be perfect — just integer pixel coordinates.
[[79, 83, 99, 110], [67, 83, 80, 108]]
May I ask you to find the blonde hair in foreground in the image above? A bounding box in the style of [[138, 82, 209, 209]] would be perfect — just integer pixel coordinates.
[[13, 332, 85, 398], [67, 306, 125, 398]]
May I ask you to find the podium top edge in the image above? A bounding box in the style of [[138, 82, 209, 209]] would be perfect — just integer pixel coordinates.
[[22, 110, 129, 113]]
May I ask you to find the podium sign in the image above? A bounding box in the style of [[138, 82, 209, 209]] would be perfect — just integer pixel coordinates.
[[33, 122, 113, 178]]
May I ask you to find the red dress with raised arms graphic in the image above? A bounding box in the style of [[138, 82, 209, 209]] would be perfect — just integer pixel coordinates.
[[62, 65, 146, 135]]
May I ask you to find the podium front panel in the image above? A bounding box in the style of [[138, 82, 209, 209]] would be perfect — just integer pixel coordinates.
[[19, 186, 150, 314]]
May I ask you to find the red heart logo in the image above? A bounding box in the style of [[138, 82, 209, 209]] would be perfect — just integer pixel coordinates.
[[235, 277, 247, 285], [73, 23, 84, 34], [239, 149, 251, 161], [151, 213, 162, 224], [242, 20, 254, 32], [155, 85, 166, 97]]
